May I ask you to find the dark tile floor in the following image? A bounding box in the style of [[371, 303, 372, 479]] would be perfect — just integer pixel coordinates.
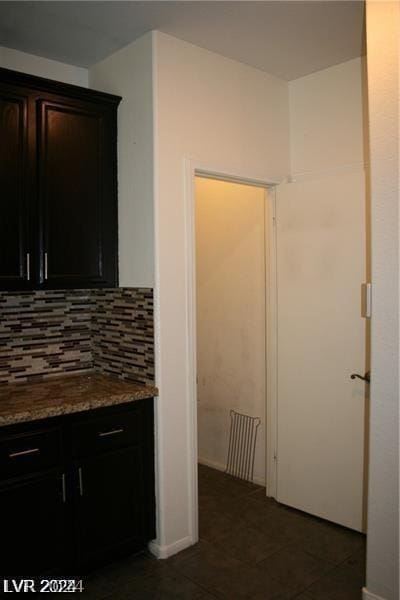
[[75, 464, 366, 599]]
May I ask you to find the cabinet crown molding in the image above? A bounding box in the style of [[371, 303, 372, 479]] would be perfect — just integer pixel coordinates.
[[0, 66, 121, 106]]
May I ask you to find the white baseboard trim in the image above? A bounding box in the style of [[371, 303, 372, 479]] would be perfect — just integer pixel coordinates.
[[362, 587, 387, 600], [198, 456, 266, 487], [148, 536, 194, 560]]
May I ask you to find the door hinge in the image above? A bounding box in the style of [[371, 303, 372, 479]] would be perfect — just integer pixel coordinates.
[[273, 452, 278, 461], [361, 282, 372, 319]]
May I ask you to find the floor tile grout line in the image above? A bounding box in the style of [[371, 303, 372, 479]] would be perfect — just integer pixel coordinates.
[[169, 566, 226, 599], [170, 537, 315, 600], [256, 560, 332, 600], [285, 542, 355, 568], [288, 548, 365, 600]]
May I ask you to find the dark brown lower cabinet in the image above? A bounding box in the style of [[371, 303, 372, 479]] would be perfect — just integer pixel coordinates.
[[73, 446, 146, 567], [1, 472, 68, 575], [0, 399, 155, 576]]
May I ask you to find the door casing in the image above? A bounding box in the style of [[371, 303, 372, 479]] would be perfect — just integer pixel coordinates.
[[183, 158, 279, 543]]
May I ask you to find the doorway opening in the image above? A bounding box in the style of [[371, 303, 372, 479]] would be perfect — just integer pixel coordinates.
[[191, 172, 278, 540]]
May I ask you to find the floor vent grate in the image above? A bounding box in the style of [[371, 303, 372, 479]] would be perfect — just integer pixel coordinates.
[[225, 410, 261, 483]]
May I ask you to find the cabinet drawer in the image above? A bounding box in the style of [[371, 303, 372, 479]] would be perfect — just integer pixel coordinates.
[[71, 405, 145, 458], [0, 427, 62, 480]]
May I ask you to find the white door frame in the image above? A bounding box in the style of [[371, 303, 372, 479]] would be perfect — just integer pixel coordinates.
[[183, 158, 279, 542]]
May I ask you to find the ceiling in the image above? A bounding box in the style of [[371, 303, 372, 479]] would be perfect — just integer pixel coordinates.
[[0, 1, 365, 81]]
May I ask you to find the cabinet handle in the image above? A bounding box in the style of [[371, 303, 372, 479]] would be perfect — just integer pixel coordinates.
[[26, 252, 30, 281], [98, 428, 124, 438], [44, 252, 48, 280], [61, 473, 66, 503], [78, 467, 84, 496], [9, 447, 40, 458]]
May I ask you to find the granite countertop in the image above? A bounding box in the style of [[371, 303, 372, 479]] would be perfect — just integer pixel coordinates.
[[0, 373, 158, 427]]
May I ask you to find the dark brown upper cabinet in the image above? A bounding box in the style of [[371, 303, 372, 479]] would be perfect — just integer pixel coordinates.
[[0, 90, 29, 289], [0, 68, 121, 290]]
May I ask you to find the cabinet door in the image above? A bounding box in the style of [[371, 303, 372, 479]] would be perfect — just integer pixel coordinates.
[[73, 446, 146, 567], [0, 91, 31, 290], [38, 98, 117, 288], [0, 472, 68, 575]]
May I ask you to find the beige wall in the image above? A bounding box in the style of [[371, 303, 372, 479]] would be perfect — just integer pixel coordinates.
[[0, 45, 88, 86], [90, 33, 154, 288], [196, 177, 266, 485], [364, 2, 399, 599], [289, 57, 366, 175]]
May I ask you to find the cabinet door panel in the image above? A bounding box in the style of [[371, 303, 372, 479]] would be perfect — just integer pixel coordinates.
[[38, 99, 117, 288], [0, 92, 30, 289], [74, 446, 146, 567], [0, 472, 67, 575]]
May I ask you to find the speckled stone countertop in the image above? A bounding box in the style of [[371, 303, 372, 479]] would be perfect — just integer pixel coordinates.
[[0, 373, 158, 427]]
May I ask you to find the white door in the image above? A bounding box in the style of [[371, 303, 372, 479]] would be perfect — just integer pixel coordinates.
[[276, 170, 367, 532]]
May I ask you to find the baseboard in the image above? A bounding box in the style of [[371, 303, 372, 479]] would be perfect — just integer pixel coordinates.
[[148, 536, 194, 560], [362, 587, 387, 600], [198, 456, 266, 487]]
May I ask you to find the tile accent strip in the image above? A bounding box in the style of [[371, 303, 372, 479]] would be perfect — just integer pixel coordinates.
[[0, 288, 154, 386]]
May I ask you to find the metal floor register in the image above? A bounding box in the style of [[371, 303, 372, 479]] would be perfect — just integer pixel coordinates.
[[225, 409, 261, 483]]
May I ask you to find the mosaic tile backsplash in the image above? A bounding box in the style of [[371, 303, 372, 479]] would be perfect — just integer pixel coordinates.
[[0, 288, 154, 386], [93, 289, 154, 385]]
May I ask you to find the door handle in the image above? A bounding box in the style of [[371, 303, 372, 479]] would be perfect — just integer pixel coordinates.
[[350, 371, 370, 383]]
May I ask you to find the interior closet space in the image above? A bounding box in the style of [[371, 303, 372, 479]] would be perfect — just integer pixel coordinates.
[[195, 176, 268, 486]]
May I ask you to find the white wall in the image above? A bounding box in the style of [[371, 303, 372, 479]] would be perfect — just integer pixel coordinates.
[[90, 33, 154, 288], [364, 2, 399, 599], [0, 45, 88, 87], [289, 57, 366, 174], [153, 31, 290, 553], [196, 177, 266, 485]]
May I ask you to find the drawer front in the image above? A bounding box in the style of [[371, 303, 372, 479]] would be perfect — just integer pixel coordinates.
[[0, 428, 62, 480], [71, 404, 145, 458]]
